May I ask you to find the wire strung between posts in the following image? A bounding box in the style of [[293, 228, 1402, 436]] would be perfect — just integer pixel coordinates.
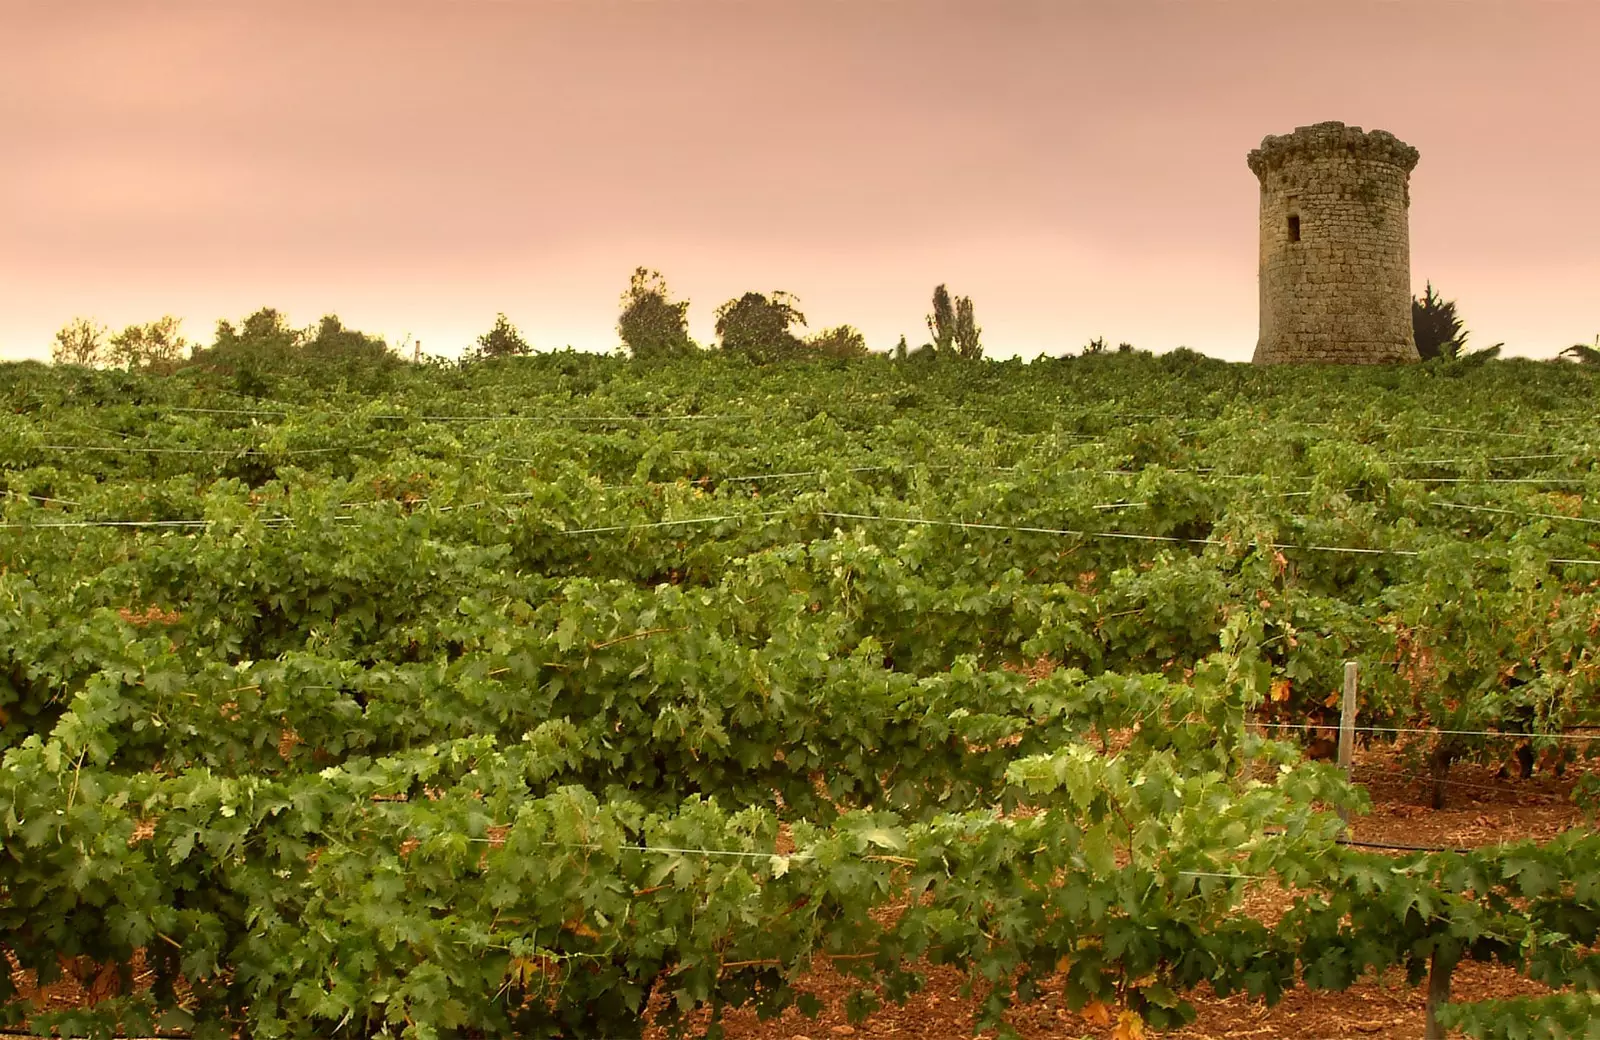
[[18, 438, 1599, 495], [1435, 500, 1600, 527], [0, 464, 1332, 528], [817, 511, 1416, 557], [1415, 424, 1550, 440], [145, 401, 1599, 438], [453, 450, 543, 465], [8, 505, 1600, 567], [1398, 453, 1572, 465], [553, 511, 790, 535], [166, 405, 737, 423], [1253, 720, 1600, 742], [166, 406, 291, 416], [711, 463, 1022, 483], [300, 489, 1146, 518], [425, 824, 1476, 883], [821, 511, 1223, 546], [1, 490, 83, 506], [385, 413, 736, 423], [592, 464, 1162, 493], [0, 515, 328, 531], [19, 442, 1595, 490], [129, 413, 1592, 455], [820, 511, 1600, 565], [452, 838, 1271, 881], [1169, 869, 1273, 881], [0, 518, 215, 530], [1258, 828, 1477, 855], [1336, 836, 1475, 854], [33, 443, 349, 457], [594, 464, 955, 490], [1412, 476, 1591, 485], [519, 841, 812, 860]]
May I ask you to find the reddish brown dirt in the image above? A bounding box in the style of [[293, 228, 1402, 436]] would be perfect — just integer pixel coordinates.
[[643, 957, 1551, 1040]]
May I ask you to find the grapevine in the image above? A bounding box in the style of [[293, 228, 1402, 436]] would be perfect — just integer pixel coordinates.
[[2, 351, 1599, 1037]]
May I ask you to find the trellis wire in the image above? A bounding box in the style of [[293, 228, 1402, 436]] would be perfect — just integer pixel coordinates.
[[9, 504, 1600, 567], [1253, 720, 1600, 742], [1435, 500, 1600, 527], [164, 405, 737, 423], [17, 439, 1600, 494], [440, 838, 1276, 881], [33, 443, 350, 457]]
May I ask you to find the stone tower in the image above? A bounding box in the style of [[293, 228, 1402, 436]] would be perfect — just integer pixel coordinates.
[[1248, 121, 1421, 364]]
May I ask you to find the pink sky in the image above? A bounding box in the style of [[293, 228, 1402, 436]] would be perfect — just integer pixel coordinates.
[[3, 0, 1596, 363]]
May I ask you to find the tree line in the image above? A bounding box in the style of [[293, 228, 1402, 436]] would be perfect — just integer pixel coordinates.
[[43, 271, 987, 370], [609, 268, 985, 363], [42, 271, 1598, 370]]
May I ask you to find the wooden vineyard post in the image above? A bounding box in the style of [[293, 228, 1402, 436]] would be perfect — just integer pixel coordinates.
[[1338, 660, 1358, 829]]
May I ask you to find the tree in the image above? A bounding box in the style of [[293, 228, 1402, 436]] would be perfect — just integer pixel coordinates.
[[107, 316, 190, 371], [301, 314, 390, 361], [927, 285, 957, 356], [194, 308, 303, 394], [472, 313, 532, 359], [213, 308, 301, 355], [618, 268, 697, 359], [50, 317, 110, 367], [1082, 335, 1109, 356], [1560, 336, 1600, 366], [1413, 282, 1469, 360], [805, 325, 869, 359], [714, 291, 806, 363], [954, 296, 982, 359], [925, 284, 981, 359]]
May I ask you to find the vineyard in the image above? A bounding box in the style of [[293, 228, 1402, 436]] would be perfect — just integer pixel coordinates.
[[3, 347, 1600, 1039]]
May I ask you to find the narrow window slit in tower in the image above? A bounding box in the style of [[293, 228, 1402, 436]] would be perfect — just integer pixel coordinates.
[[1287, 215, 1301, 242]]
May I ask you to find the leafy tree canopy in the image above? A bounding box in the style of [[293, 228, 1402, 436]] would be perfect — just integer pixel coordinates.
[[301, 314, 391, 361], [954, 295, 982, 359], [1560, 337, 1600, 366], [715, 291, 807, 363], [49, 317, 111, 368], [619, 268, 698, 359], [471, 313, 533, 360], [214, 307, 301, 356], [925, 284, 982, 359], [928, 285, 956, 355], [805, 324, 870, 360], [107, 315, 190, 372]]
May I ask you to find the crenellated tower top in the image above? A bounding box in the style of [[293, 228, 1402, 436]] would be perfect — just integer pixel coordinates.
[[1247, 121, 1420, 179]]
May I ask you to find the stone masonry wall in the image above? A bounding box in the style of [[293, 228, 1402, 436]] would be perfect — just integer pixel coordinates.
[[1249, 122, 1421, 365]]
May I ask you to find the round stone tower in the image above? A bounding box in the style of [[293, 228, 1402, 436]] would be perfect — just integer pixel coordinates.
[[1248, 121, 1421, 364]]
